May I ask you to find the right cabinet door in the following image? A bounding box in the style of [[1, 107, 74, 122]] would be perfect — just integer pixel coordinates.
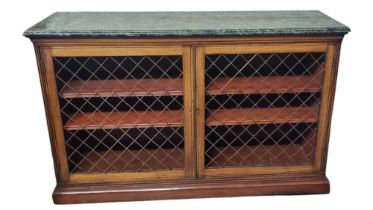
[[196, 43, 334, 177]]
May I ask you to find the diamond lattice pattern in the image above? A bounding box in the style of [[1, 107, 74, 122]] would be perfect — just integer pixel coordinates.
[[53, 56, 185, 173], [204, 52, 326, 168]]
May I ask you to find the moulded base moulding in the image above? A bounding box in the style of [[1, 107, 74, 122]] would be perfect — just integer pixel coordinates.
[[53, 173, 330, 204]]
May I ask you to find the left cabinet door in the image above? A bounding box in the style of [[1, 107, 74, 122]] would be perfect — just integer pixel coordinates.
[[38, 45, 194, 183]]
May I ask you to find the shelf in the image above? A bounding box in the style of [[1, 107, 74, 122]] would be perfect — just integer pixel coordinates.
[[206, 106, 318, 126], [207, 144, 313, 168], [65, 110, 184, 130], [76, 148, 184, 173], [61, 78, 183, 98], [207, 75, 322, 95]]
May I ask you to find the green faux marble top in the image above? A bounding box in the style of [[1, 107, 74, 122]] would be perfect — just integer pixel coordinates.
[[23, 11, 350, 38]]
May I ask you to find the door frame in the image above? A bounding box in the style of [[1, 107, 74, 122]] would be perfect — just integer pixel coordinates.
[[36, 44, 194, 183], [195, 43, 336, 177]]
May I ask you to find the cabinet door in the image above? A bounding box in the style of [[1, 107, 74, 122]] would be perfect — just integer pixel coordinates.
[[196, 44, 334, 177], [43, 45, 194, 182]]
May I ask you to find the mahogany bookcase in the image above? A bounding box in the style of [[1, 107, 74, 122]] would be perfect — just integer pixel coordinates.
[[24, 11, 349, 204]]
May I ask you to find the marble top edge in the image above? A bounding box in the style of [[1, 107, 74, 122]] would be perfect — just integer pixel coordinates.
[[24, 11, 350, 38]]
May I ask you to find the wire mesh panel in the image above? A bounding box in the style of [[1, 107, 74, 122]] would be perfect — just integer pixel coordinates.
[[204, 52, 326, 169], [53, 55, 185, 174]]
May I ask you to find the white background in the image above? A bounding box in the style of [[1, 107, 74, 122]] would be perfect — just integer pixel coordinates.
[[1, 0, 372, 209]]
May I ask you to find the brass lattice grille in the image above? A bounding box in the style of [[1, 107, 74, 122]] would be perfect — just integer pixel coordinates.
[[204, 52, 326, 168], [53, 56, 185, 173]]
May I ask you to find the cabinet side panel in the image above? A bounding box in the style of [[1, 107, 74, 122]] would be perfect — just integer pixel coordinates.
[[315, 43, 341, 171], [34, 45, 69, 182]]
